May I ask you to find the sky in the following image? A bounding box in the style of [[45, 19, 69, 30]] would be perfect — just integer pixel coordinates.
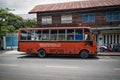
[[0, 0, 83, 14]]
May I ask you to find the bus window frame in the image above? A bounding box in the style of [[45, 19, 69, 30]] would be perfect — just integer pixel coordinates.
[[41, 30, 50, 41], [19, 28, 92, 42], [67, 29, 74, 41], [50, 30, 58, 41], [58, 29, 66, 41], [20, 30, 28, 41], [27, 30, 35, 41], [83, 28, 92, 41], [75, 29, 84, 41], [35, 30, 42, 41]]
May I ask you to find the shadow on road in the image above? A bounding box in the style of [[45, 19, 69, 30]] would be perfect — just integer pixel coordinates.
[[17, 54, 99, 60]]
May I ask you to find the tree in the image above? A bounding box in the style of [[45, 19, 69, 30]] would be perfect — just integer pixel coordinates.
[[0, 8, 9, 49], [0, 7, 37, 49], [22, 19, 37, 28], [0, 7, 37, 36], [2, 25, 16, 36], [0, 8, 22, 34]]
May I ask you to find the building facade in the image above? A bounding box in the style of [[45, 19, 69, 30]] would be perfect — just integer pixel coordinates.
[[29, 0, 120, 49]]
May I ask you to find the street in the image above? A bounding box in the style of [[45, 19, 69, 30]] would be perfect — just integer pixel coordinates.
[[0, 50, 120, 80]]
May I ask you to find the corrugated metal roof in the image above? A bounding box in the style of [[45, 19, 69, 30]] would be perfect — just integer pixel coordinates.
[[29, 0, 120, 13]]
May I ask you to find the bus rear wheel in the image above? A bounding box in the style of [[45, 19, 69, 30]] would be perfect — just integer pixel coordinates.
[[80, 50, 89, 59], [37, 49, 46, 58]]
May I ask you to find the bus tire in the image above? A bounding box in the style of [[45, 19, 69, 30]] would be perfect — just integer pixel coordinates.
[[80, 50, 89, 59], [37, 49, 46, 58]]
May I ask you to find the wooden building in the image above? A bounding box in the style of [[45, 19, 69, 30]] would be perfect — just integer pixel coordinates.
[[29, 0, 120, 49]]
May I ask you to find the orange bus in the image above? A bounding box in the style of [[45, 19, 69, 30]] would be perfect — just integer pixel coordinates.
[[18, 27, 97, 58]]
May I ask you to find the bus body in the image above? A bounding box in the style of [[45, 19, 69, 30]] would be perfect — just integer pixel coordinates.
[[18, 27, 97, 58]]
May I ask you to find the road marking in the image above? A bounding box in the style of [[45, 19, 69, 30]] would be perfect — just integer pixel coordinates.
[[46, 65, 80, 69], [0, 63, 18, 67], [114, 68, 120, 71], [98, 59, 119, 62]]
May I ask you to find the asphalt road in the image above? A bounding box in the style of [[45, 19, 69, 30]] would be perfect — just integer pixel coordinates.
[[0, 51, 120, 80]]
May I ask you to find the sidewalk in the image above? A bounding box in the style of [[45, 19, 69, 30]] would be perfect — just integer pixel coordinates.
[[0, 50, 120, 56], [0, 50, 23, 54], [98, 52, 120, 56]]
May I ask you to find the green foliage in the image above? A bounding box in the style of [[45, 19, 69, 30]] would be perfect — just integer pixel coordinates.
[[22, 19, 37, 28], [0, 7, 37, 37], [1, 25, 16, 36]]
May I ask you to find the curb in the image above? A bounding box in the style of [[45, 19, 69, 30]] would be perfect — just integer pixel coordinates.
[[98, 52, 120, 56]]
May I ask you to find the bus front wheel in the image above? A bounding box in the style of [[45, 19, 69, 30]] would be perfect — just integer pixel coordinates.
[[80, 50, 89, 59], [37, 49, 46, 58]]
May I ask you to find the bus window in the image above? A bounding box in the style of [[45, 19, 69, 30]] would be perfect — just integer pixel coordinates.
[[35, 30, 42, 41], [27, 30, 35, 40], [58, 29, 66, 41], [50, 30, 57, 41], [20, 30, 27, 40], [84, 29, 91, 41], [67, 29, 74, 40], [84, 34, 91, 41], [75, 29, 83, 40], [84, 29, 90, 33], [42, 30, 49, 40]]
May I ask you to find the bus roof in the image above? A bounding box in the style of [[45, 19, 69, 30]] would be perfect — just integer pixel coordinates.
[[19, 26, 91, 30]]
